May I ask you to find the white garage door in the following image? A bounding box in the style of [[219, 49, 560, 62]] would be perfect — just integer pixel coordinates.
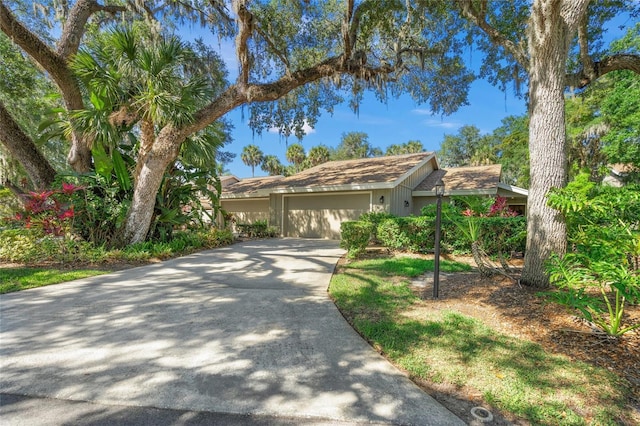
[[284, 193, 370, 239]]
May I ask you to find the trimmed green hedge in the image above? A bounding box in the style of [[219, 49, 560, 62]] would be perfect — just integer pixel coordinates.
[[341, 214, 526, 257], [340, 221, 374, 258]]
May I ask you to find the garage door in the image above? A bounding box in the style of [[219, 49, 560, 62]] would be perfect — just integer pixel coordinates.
[[284, 193, 370, 239]]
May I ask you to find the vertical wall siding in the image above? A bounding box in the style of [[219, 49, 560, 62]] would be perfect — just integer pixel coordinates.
[[392, 160, 435, 216]]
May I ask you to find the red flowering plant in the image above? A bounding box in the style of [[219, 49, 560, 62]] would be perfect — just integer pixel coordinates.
[[10, 182, 83, 237]]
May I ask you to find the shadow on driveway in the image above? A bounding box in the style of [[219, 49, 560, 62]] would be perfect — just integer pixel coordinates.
[[0, 239, 463, 425]]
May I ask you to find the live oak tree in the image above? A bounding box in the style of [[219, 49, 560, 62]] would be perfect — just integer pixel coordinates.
[[1, 0, 474, 245], [457, 0, 640, 287], [332, 131, 381, 160]]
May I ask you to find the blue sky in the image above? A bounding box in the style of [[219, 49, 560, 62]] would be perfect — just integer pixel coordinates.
[[182, 12, 635, 178], [224, 79, 526, 178]]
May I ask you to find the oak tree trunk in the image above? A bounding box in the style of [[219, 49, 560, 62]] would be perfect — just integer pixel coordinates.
[[521, 0, 588, 288], [0, 101, 56, 189], [122, 128, 182, 245]]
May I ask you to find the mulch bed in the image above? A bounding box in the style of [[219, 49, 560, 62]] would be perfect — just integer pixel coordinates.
[[339, 251, 640, 425]]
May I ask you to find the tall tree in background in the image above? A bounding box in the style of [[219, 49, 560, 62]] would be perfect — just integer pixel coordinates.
[[458, 0, 640, 287], [385, 140, 424, 155], [261, 154, 285, 176], [438, 125, 496, 167], [2, 0, 474, 245], [241, 144, 264, 177], [286, 143, 306, 173], [493, 115, 530, 188], [332, 132, 381, 160], [306, 145, 331, 167]]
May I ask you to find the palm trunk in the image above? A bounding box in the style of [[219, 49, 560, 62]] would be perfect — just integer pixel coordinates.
[[471, 241, 494, 277]]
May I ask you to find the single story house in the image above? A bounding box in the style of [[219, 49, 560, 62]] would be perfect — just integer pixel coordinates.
[[219, 152, 528, 239]]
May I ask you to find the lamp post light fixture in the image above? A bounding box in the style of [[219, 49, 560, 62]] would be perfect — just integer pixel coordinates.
[[432, 179, 445, 299]]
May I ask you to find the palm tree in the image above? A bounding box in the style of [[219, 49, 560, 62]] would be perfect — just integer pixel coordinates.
[[261, 154, 284, 175], [241, 144, 264, 177], [69, 27, 228, 244], [286, 143, 306, 173], [307, 145, 330, 167]]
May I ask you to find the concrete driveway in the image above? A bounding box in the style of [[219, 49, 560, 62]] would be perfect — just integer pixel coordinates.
[[0, 239, 463, 425]]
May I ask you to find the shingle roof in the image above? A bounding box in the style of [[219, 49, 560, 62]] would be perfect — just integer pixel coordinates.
[[222, 152, 434, 195], [276, 152, 433, 188], [415, 164, 502, 192], [222, 175, 284, 196]]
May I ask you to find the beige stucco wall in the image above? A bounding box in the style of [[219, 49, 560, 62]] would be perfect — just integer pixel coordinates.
[[221, 198, 270, 225]]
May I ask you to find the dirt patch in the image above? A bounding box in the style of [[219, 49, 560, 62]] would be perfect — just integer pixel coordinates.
[[337, 252, 640, 425]]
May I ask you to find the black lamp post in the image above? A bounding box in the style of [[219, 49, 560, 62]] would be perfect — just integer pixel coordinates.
[[432, 179, 445, 299]]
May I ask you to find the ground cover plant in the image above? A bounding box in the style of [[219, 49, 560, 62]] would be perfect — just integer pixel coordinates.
[[546, 174, 640, 337], [0, 268, 108, 294], [329, 254, 637, 425]]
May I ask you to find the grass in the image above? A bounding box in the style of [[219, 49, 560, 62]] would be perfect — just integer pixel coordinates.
[[0, 267, 108, 294], [343, 256, 472, 277], [329, 255, 629, 425]]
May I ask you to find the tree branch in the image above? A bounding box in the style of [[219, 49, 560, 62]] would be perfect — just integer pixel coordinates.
[[0, 1, 94, 172], [576, 11, 595, 82], [458, 0, 529, 71], [233, 0, 252, 86], [0, 100, 57, 189], [0, 1, 67, 86], [253, 21, 290, 73], [184, 53, 396, 138], [567, 54, 640, 88], [57, 0, 126, 59]]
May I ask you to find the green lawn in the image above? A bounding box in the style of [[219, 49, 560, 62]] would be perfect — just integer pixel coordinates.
[[329, 255, 629, 425], [0, 267, 108, 294]]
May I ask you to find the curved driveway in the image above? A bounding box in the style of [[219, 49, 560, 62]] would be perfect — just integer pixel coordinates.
[[1, 239, 463, 425]]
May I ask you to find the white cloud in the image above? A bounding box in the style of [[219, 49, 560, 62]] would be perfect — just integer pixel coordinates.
[[411, 108, 434, 116], [422, 119, 461, 129], [268, 121, 317, 135]]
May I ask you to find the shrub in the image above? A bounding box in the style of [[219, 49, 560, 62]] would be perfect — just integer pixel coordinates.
[[546, 175, 640, 336], [376, 218, 410, 251], [340, 221, 374, 258], [359, 211, 394, 242], [0, 229, 41, 262]]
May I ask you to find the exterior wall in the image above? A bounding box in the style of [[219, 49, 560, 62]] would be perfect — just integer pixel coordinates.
[[412, 196, 436, 216], [282, 192, 371, 239], [371, 189, 392, 214], [390, 185, 414, 216], [221, 198, 270, 226], [403, 160, 435, 189], [391, 159, 435, 216], [270, 194, 283, 231]]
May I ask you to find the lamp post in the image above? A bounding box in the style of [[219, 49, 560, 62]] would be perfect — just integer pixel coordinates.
[[432, 179, 445, 299]]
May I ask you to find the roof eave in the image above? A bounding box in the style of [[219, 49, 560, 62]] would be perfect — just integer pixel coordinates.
[[412, 188, 497, 197], [220, 191, 272, 199], [497, 182, 529, 196], [271, 182, 395, 194]]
